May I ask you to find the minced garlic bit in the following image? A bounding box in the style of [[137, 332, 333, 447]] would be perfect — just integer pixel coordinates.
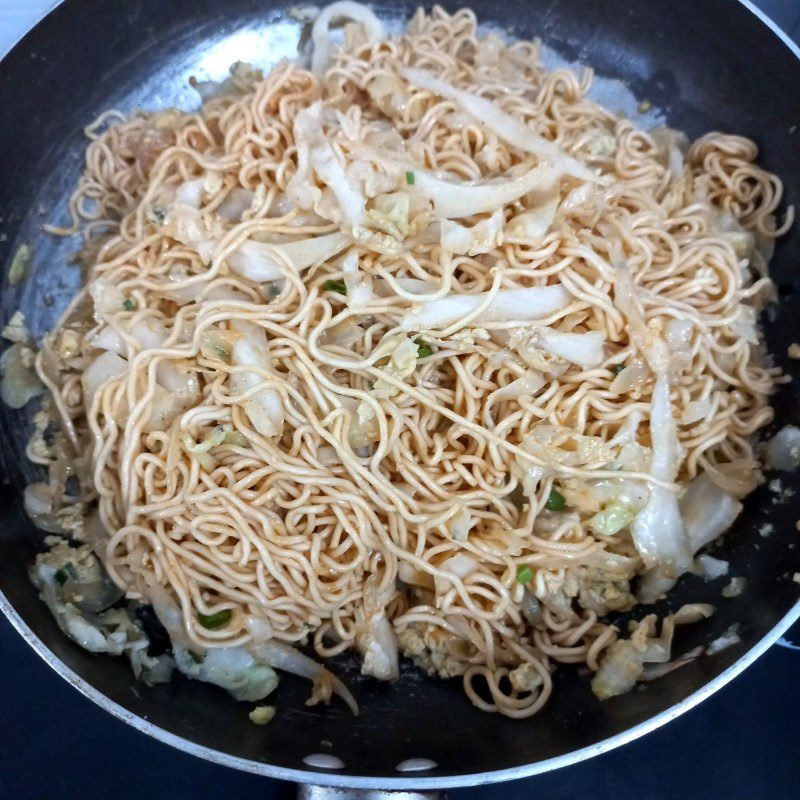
[[788, 343, 800, 359], [759, 523, 774, 538], [722, 576, 747, 598], [793, 573, 800, 585], [249, 705, 276, 725]]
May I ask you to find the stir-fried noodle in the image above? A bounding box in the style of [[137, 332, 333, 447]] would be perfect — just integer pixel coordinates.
[[20, 5, 791, 716]]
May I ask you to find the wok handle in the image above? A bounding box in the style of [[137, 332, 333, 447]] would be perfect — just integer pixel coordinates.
[[298, 785, 443, 800]]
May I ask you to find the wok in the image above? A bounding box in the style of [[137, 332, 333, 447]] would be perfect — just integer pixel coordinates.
[[0, 0, 799, 796]]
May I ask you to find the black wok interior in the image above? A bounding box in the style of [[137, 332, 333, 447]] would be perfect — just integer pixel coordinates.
[[0, 0, 799, 785]]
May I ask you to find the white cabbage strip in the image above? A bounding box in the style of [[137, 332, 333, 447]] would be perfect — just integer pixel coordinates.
[[90, 317, 198, 399], [400, 285, 570, 331], [251, 639, 359, 715], [129, 318, 199, 397], [681, 473, 743, 553], [507, 188, 560, 242], [412, 164, 559, 219], [764, 425, 800, 471], [227, 232, 351, 282], [613, 262, 671, 374], [630, 375, 691, 573], [488, 370, 546, 403], [639, 473, 742, 602], [164, 282, 249, 307], [174, 178, 204, 208], [289, 103, 366, 228], [535, 327, 606, 368], [342, 249, 373, 309], [440, 209, 504, 255], [230, 320, 284, 437], [591, 604, 713, 698], [82, 351, 129, 410], [695, 554, 729, 580], [173, 645, 279, 702], [434, 553, 479, 596], [401, 67, 602, 184], [89, 323, 143, 357], [0, 344, 44, 409], [311, 1, 386, 74], [355, 577, 399, 682], [217, 188, 255, 220]]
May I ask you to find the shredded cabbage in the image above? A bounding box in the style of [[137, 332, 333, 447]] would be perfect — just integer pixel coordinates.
[[592, 603, 713, 698], [0, 342, 44, 409], [411, 163, 559, 219], [228, 232, 351, 282], [630, 375, 691, 574], [695, 554, 730, 580], [681, 474, 743, 553], [355, 576, 399, 682], [401, 285, 571, 331], [341, 249, 373, 309], [30, 543, 171, 684], [289, 103, 367, 231], [82, 351, 129, 409], [435, 553, 479, 596], [612, 262, 671, 375], [369, 336, 419, 401], [534, 327, 606, 368], [764, 425, 800, 471], [506, 187, 559, 242], [230, 320, 284, 437], [173, 644, 279, 702], [489, 370, 546, 403], [447, 508, 475, 542], [311, 1, 386, 74], [440, 209, 504, 255]]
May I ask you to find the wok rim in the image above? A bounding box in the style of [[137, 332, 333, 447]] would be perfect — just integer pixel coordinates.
[[1, 0, 799, 790]]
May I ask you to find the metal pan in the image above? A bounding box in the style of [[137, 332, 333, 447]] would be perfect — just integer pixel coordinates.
[[1, 0, 799, 795]]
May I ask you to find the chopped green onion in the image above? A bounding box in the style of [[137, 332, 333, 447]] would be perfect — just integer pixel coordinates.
[[188, 650, 205, 664], [53, 562, 78, 586], [516, 564, 533, 585], [611, 364, 625, 376], [322, 279, 347, 295], [197, 609, 232, 630], [415, 338, 433, 358], [122, 298, 135, 311], [147, 205, 166, 224], [405, 171, 415, 185], [545, 489, 566, 512]]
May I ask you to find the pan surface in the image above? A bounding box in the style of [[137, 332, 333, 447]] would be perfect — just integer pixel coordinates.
[[0, 0, 799, 789]]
